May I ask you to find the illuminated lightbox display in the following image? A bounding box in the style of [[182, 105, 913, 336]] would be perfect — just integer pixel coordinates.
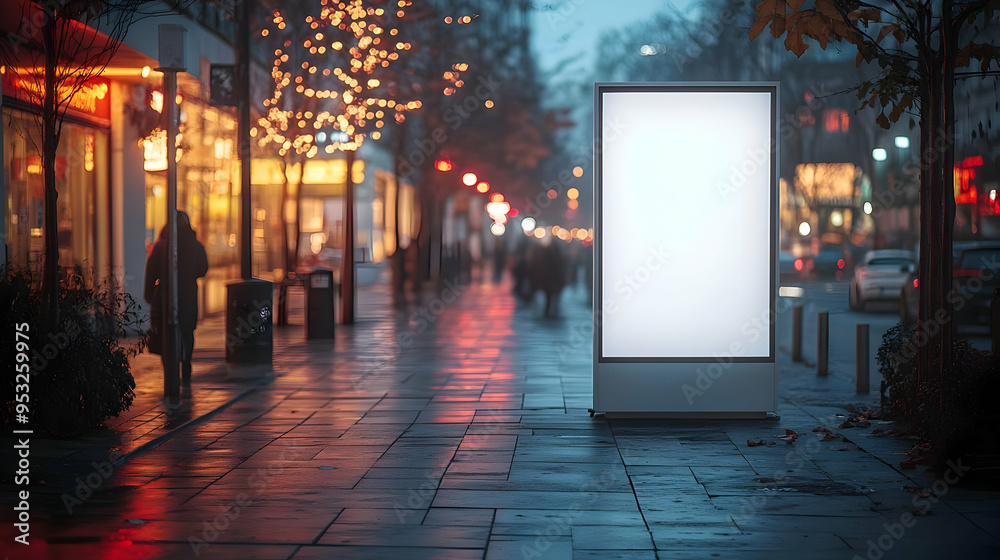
[[593, 84, 778, 416]]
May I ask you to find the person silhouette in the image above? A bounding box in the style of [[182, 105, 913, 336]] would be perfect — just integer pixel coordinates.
[[144, 210, 208, 382]]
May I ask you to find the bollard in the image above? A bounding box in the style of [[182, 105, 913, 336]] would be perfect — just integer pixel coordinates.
[[857, 323, 869, 393], [817, 312, 829, 376], [792, 306, 803, 362], [992, 288, 1000, 356]]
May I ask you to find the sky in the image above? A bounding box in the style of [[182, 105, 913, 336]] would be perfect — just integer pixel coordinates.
[[529, 0, 695, 81]]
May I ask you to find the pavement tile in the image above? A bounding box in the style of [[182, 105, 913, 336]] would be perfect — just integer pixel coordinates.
[[486, 536, 573, 560], [316, 523, 490, 548], [292, 545, 484, 559], [18, 280, 1000, 559]]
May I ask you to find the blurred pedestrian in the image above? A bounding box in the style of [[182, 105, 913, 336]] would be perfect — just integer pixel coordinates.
[[528, 236, 566, 317], [144, 211, 208, 382], [512, 236, 533, 303]]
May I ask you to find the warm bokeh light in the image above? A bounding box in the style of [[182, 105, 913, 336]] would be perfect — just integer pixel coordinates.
[[463, 172, 478, 186], [435, 159, 454, 172], [567, 199, 579, 210], [489, 193, 504, 202], [567, 188, 579, 200], [547, 189, 557, 199], [572, 166, 583, 177], [476, 182, 490, 193], [141, 66, 151, 77], [798, 221, 811, 236], [508, 208, 519, 217], [520, 217, 536, 232], [491, 223, 505, 236], [533, 228, 546, 238]]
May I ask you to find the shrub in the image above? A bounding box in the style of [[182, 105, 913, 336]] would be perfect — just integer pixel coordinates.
[[1, 267, 143, 435], [876, 322, 1000, 468]]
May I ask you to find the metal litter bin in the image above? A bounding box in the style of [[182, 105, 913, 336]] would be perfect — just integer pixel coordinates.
[[225, 279, 273, 363], [306, 267, 336, 338]]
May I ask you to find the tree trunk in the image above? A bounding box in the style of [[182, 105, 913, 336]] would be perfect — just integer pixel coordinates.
[[280, 161, 291, 276], [938, 0, 958, 405], [339, 150, 356, 323], [391, 123, 407, 306], [41, 12, 59, 329], [292, 162, 303, 276]]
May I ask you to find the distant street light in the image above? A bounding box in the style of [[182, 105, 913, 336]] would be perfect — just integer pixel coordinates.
[[863, 202, 873, 215], [798, 221, 811, 236], [872, 148, 888, 161], [894, 136, 910, 149], [521, 216, 536, 233], [462, 172, 477, 186]]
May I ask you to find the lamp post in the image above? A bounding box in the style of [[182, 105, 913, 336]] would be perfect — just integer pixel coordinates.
[[157, 24, 186, 403], [226, 0, 273, 364]]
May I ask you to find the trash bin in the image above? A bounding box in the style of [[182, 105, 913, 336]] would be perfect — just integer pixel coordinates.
[[306, 267, 336, 338], [226, 279, 273, 363]]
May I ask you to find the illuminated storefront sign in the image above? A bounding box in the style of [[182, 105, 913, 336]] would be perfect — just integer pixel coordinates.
[[2, 74, 111, 123], [593, 83, 778, 416]]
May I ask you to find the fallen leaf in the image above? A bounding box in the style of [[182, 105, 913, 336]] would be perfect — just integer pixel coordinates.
[[747, 439, 776, 447], [821, 432, 838, 442], [903, 486, 932, 498], [812, 426, 831, 433], [839, 421, 856, 429]]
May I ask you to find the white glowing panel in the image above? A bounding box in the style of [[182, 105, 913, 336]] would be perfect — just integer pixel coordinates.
[[601, 88, 772, 358], [594, 83, 777, 415]]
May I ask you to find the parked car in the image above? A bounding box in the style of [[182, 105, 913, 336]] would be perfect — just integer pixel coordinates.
[[848, 250, 916, 311], [899, 241, 1000, 326]]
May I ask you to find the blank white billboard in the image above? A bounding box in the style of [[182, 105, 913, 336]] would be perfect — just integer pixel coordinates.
[[594, 83, 777, 415]]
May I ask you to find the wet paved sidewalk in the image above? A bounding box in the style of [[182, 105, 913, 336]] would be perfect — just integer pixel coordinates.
[[3, 274, 1000, 560]]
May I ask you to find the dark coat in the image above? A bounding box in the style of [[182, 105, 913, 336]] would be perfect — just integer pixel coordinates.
[[144, 222, 208, 332]]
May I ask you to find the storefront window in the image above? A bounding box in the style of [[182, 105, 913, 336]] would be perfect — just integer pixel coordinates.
[[3, 108, 110, 283], [142, 98, 240, 314]]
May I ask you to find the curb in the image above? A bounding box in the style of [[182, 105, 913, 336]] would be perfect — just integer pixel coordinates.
[[110, 384, 261, 468]]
